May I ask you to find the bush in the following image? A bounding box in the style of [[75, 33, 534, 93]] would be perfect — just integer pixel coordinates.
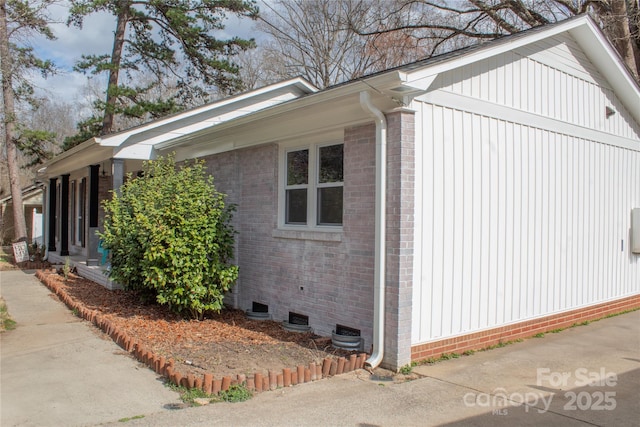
[[100, 155, 238, 319]]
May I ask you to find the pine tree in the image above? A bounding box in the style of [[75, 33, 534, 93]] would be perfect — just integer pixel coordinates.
[[64, 0, 258, 148]]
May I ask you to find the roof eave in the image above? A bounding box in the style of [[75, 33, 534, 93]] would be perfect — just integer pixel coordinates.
[[155, 72, 409, 151], [36, 140, 113, 178]]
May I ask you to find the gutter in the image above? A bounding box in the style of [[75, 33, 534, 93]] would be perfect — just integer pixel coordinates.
[[359, 91, 387, 369]]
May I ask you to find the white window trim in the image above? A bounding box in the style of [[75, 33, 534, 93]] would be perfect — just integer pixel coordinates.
[[278, 140, 343, 233]]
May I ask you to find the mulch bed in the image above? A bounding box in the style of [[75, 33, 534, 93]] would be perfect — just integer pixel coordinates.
[[34, 268, 359, 383]]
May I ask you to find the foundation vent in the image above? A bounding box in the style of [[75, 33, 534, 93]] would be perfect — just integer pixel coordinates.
[[245, 301, 271, 320], [335, 324, 360, 337], [288, 312, 309, 326], [282, 312, 311, 332], [252, 302, 269, 313]]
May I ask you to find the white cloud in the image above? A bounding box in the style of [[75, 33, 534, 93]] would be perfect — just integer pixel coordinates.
[[29, 2, 264, 108], [33, 3, 115, 72]]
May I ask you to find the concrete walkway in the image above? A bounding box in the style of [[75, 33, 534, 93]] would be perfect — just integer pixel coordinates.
[[1, 268, 639, 426], [103, 308, 640, 427], [0, 269, 181, 426]]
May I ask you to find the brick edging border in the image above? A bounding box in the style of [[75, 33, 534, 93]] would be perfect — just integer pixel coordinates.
[[35, 269, 369, 395], [411, 294, 640, 361]]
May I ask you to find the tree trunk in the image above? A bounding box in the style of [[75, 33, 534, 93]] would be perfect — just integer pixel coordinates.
[[0, 0, 28, 242], [101, 0, 130, 135], [608, 0, 640, 78]]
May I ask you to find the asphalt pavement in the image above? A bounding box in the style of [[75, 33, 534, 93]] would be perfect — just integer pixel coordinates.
[[1, 268, 639, 426]]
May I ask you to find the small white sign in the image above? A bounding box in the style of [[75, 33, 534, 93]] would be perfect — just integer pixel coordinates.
[[12, 241, 29, 263]]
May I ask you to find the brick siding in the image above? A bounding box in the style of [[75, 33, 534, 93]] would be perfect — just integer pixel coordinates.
[[203, 128, 378, 350]]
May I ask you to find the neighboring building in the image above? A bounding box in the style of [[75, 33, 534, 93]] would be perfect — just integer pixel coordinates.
[[37, 15, 640, 370], [0, 185, 44, 245]]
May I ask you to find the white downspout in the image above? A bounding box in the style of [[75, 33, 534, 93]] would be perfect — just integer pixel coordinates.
[[360, 91, 386, 369]]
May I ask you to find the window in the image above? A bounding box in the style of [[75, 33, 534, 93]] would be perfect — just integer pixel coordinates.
[[284, 143, 343, 227], [285, 149, 308, 224], [70, 179, 86, 247]]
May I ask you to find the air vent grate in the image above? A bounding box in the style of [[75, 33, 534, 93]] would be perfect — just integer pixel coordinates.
[[288, 312, 309, 325], [335, 324, 360, 337], [252, 302, 269, 313]]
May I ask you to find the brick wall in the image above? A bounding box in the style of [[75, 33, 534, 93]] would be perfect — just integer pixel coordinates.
[[202, 128, 378, 349]]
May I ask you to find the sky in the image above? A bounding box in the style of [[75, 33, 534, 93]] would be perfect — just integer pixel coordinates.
[[29, 1, 264, 106]]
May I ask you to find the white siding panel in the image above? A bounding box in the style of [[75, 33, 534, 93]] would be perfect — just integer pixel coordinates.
[[471, 114, 484, 330], [442, 107, 455, 336], [452, 109, 465, 334], [430, 38, 640, 141], [517, 35, 599, 82], [412, 101, 640, 345], [461, 112, 474, 331], [431, 105, 445, 338]]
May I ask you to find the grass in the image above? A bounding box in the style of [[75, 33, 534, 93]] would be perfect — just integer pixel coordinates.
[[440, 352, 460, 360], [399, 364, 413, 375], [603, 308, 639, 318], [219, 384, 252, 402], [481, 338, 523, 351], [118, 415, 145, 422], [169, 383, 252, 405], [0, 297, 16, 332]]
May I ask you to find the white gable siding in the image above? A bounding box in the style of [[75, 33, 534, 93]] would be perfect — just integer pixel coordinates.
[[411, 98, 640, 346], [431, 34, 640, 140]]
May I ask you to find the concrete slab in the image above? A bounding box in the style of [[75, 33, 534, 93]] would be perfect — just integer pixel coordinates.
[[0, 269, 181, 427], [2, 268, 638, 427], [100, 309, 639, 427]]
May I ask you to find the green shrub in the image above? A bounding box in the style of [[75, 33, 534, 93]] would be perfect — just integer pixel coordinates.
[[101, 155, 238, 319]]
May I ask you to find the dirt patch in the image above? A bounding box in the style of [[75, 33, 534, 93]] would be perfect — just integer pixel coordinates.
[[36, 269, 357, 380]]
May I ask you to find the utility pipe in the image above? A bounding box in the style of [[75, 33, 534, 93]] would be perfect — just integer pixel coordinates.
[[359, 91, 387, 369]]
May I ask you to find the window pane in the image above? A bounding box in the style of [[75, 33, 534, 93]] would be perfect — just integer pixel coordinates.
[[286, 189, 307, 224], [319, 144, 343, 183], [318, 187, 343, 225], [287, 150, 308, 185]]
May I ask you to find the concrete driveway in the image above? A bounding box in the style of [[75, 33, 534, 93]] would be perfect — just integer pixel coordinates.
[[0, 269, 181, 426], [103, 307, 640, 427], [2, 268, 639, 426]]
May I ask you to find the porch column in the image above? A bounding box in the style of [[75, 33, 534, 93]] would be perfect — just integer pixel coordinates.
[[112, 159, 125, 195], [47, 178, 57, 252], [60, 174, 70, 256], [87, 165, 100, 264]]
